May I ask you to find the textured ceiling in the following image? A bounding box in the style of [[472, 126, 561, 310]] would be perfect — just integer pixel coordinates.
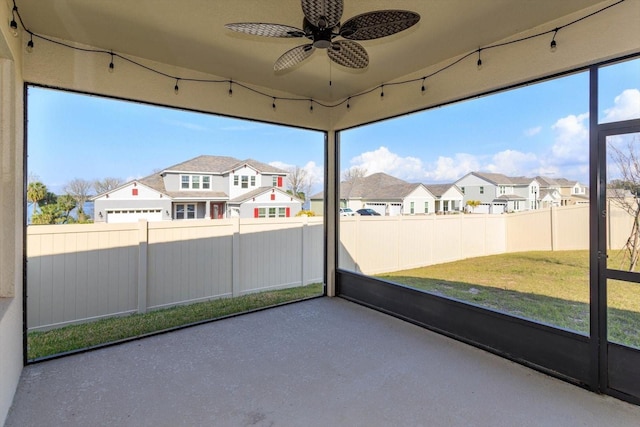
[[13, 0, 607, 102]]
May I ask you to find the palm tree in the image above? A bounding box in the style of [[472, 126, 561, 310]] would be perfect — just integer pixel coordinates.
[[27, 181, 47, 222]]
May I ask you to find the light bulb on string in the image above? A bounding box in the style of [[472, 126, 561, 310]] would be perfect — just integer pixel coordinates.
[[9, 6, 18, 37], [550, 29, 558, 52], [380, 85, 385, 99], [26, 34, 34, 53], [174, 79, 180, 95], [347, 97, 351, 110], [421, 78, 426, 94], [476, 49, 483, 70], [272, 98, 276, 110], [309, 100, 313, 113], [228, 81, 233, 97], [108, 52, 115, 73]]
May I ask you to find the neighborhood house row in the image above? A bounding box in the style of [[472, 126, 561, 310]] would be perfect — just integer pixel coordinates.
[[92, 155, 589, 223]]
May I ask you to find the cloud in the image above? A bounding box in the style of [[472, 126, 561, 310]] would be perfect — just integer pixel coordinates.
[[524, 126, 542, 137], [424, 153, 481, 182], [604, 89, 640, 122], [347, 146, 426, 181], [164, 120, 209, 132], [486, 150, 538, 176], [551, 112, 589, 163]]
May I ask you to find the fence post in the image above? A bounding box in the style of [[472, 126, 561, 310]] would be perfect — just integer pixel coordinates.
[[232, 218, 241, 297], [301, 216, 309, 286], [137, 220, 148, 314], [550, 206, 557, 251]]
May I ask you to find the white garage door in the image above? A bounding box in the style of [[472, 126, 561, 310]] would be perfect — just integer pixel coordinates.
[[106, 209, 163, 223]]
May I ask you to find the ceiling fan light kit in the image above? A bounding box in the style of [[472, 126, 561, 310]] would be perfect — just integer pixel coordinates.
[[225, 0, 420, 71]]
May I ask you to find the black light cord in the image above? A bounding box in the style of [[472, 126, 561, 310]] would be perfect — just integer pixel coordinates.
[[10, 0, 626, 111]]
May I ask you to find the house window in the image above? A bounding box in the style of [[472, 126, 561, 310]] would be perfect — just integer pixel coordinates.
[[424, 201, 429, 213], [241, 176, 248, 188], [499, 186, 505, 195], [255, 206, 288, 218], [176, 204, 196, 219], [410, 201, 414, 214], [251, 176, 256, 186], [273, 176, 277, 186], [443, 201, 449, 212], [461, 187, 465, 194], [202, 176, 210, 189], [514, 201, 520, 210], [181, 176, 189, 189], [192, 176, 200, 189], [234, 176, 239, 186], [480, 186, 484, 194]]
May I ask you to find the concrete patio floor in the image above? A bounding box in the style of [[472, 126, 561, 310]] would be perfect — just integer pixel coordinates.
[[6, 297, 640, 426]]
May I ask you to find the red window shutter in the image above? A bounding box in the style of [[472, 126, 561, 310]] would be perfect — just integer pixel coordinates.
[[286, 207, 290, 217], [270, 194, 275, 201], [132, 188, 138, 196], [277, 176, 283, 187], [254, 208, 259, 218]]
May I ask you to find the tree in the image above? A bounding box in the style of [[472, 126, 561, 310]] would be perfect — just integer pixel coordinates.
[[342, 166, 367, 182], [27, 181, 47, 222], [31, 194, 77, 225], [608, 137, 640, 271], [64, 178, 93, 222], [466, 200, 481, 213], [286, 166, 312, 200], [93, 177, 124, 195]]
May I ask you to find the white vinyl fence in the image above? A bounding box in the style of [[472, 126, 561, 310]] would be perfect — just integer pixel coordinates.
[[27, 217, 323, 330], [28, 205, 627, 330]]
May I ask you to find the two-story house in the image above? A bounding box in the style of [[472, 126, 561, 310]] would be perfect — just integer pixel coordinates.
[[92, 155, 302, 223], [455, 172, 540, 214]]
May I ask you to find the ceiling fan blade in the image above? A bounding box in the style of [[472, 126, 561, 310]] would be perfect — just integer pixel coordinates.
[[340, 10, 420, 40], [301, 0, 343, 29], [327, 40, 368, 69], [225, 23, 305, 38], [274, 44, 316, 71]]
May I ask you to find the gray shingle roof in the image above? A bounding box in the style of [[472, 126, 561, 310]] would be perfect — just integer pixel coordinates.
[[425, 184, 457, 197], [162, 155, 287, 175], [472, 172, 513, 185], [138, 173, 227, 199]]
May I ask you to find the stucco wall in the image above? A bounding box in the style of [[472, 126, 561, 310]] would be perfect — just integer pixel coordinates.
[[0, 3, 25, 423]]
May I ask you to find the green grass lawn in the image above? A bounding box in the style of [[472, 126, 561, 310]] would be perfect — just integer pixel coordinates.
[[378, 250, 640, 348], [27, 283, 323, 360]]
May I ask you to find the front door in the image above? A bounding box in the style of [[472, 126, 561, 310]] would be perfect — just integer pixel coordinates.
[[600, 125, 640, 403], [210, 202, 224, 219]]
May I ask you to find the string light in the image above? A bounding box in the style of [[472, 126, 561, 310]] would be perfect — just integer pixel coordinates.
[[7, 0, 624, 112], [9, 5, 18, 37], [26, 33, 34, 53], [550, 28, 559, 52]]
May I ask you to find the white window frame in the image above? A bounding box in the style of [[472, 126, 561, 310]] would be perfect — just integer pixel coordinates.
[[175, 203, 196, 220]]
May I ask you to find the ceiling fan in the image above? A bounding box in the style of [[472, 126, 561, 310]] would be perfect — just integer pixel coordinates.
[[225, 0, 420, 71]]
